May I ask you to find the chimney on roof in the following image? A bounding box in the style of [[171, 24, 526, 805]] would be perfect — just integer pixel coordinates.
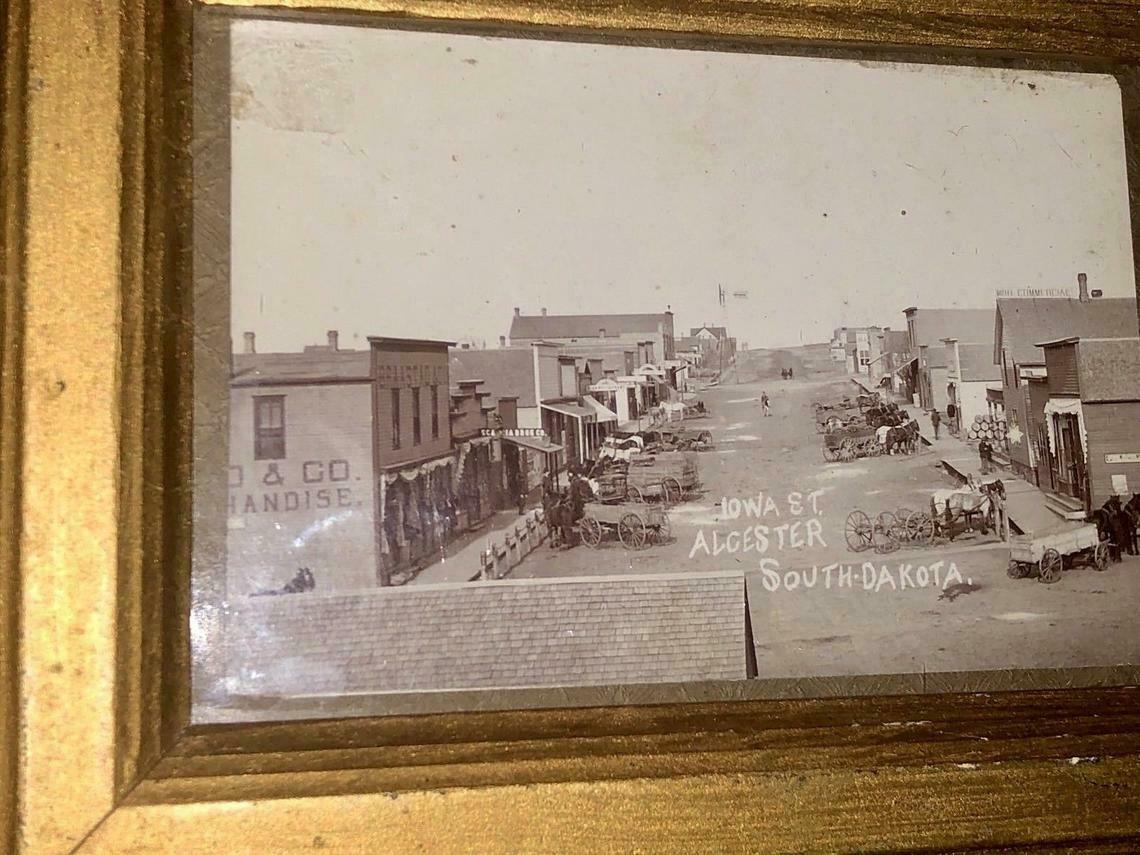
[[242, 331, 255, 354], [327, 330, 339, 351], [1078, 272, 1089, 303], [499, 335, 507, 347], [541, 307, 547, 316], [514, 307, 520, 317], [599, 328, 606, 338]]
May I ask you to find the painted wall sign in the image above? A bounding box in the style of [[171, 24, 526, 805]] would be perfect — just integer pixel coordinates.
[[481, 428, 547, 437], [994, 288, 1073, 298], [228, 459, 364, 515], [1105, 452, 1140, 464], [374, 363, 448, 388]]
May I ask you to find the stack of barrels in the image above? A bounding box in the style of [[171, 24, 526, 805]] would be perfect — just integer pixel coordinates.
[[966, 413, 1007, 443]]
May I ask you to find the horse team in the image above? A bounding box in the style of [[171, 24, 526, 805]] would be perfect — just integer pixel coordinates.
[[1093, 493, 1140, 562]]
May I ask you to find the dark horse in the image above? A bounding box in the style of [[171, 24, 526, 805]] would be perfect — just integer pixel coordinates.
[[542, 490, 577, 549], [885, 421, 919, 455], [1093, 495, 1138, 561]]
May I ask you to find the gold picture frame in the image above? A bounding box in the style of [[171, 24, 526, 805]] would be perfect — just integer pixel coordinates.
[[4, 0, 1140, 851]]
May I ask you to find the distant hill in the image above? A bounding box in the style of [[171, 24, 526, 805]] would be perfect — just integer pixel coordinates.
[[733, 343, 844, 383]]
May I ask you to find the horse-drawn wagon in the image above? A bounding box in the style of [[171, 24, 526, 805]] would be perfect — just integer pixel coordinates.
[[822, 424, 882, 462], [625, 451, 701, 503], [844, 481, 1005, 553], [578, 501, 671, 550], [1006, 524, 1108, 584]]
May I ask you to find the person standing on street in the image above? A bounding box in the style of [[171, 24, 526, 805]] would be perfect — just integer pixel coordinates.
[[930, 409, 941, 440], [978, 437, 993, 475], [761, 392, 771, 417]]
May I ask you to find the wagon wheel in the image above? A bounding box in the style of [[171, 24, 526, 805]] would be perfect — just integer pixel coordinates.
[[1006, 560, 1029, 579], [895, 508, 913, 527], [1093, 541, 1110, 571], [844, 510, 874, 553], [841, 438, 858, 462], [872, 522, 899, 554], [822, 444, 839, 462], [618, 513, 648, 550], [1037, 548, 1063, 584], [627, 485, 645, 504], [905, 511, 934, 545], [578, 517, 603, 549], [662, 477, 682, 506], [651, 512, 672, 544]]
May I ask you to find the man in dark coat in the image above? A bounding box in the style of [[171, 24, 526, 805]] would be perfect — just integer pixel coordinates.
[[930, 409, 941, 440], [978, 437, 993, 475]]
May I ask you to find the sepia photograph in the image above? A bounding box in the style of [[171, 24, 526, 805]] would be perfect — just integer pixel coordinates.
[[192, 15, 1140, 721]]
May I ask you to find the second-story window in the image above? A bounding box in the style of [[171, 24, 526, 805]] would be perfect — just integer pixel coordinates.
[[253, 395, 285, 460], [391, 387, 401, 449], [431, 385, 440, 439], [412, 387, 422, 446]]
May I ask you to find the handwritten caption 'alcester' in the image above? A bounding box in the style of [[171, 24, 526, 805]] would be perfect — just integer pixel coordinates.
[[688, 491, 828, 559]]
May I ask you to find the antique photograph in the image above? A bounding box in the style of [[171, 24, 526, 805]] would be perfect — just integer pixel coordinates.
[[193, 16, 1140, 721]]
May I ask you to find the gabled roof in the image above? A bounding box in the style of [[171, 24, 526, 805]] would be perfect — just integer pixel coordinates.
[[231, 350, 371, 386], [510, 313, 669, 341], [690, 325, 729, 339], [228, 573, 748, 696], [449, 347, 536, 408], [995, 297, 1138, 367]]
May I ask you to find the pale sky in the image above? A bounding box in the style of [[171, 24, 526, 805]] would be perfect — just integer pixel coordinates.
[[229, 20, 1135, 352]]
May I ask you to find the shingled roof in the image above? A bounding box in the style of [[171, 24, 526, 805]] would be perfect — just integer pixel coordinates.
[[510, 313, 669, 341], [228, 573, 747, 696], [231, 350, 371, 386], [995, 297, 1138, 367]]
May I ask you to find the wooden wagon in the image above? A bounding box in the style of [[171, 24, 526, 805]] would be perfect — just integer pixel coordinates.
[[1006, 523, 1109, 584], [578, 501, 671, 550], [625, 451, 701, 503], [822, 424, 881, 462]]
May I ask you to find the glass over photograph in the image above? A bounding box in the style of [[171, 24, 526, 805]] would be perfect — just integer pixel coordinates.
[[191, 13, 1140, 722]]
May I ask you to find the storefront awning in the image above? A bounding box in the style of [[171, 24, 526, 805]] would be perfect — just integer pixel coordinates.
[[589, 379, 622, 392], [583, 395, 619, 423], [541, 402, 595, 420], [501, 434, 565, 455]]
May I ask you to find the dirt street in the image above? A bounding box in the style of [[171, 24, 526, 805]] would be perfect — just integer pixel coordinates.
[[513, 366, 1140, 678]]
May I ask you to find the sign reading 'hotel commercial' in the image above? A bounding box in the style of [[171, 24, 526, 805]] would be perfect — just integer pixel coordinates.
[[994, 288, 1073, 298], [375, 363, 448, 388]]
